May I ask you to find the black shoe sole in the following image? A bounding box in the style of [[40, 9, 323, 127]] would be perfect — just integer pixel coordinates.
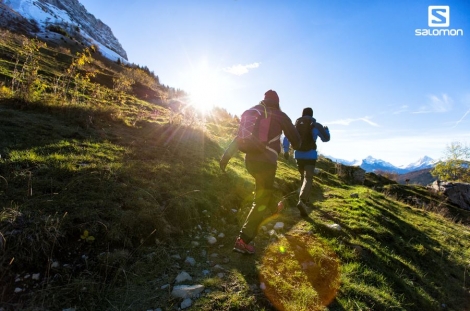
[[297, 205, 309, 217]]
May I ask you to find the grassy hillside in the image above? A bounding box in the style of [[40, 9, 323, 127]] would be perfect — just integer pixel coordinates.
[[0, 30, 470, 310]]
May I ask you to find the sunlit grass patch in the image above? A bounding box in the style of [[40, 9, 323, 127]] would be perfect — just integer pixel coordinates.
[[7, 140, 126, 167], [259, 232, 340, 311], [194, 270, 260, 310]]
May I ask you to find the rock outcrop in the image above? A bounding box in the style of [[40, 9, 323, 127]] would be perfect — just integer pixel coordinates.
[[2, 0, 127, 60], [336, 163, 366, 185], [431, 181, 470, 211]]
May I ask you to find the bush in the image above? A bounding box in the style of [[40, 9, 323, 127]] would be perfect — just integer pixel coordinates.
[[47, 25, 68, 37], [0, 85, 13, 98]]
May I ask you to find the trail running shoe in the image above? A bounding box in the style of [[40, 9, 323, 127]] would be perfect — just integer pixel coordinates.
[[296, 200, 309, 217], [233, 237, 255, 254]]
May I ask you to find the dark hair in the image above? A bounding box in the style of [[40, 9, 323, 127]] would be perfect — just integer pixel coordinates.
[[302, 107, 313, 117], [263, 90, 280, 109]]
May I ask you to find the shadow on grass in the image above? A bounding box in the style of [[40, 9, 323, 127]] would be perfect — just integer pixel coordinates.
[[0, 101, 230, 308], [306, 189, 469, 310]]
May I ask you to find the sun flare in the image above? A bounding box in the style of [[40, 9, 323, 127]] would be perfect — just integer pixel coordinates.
[[183, 61, 227, 114]]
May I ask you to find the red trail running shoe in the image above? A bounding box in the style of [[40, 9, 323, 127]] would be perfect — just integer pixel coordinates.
[[233, 237, 255, 254]]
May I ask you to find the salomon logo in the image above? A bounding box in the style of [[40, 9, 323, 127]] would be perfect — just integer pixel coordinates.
[[415, 5, 463, 37], [428, 6, 449, 27]]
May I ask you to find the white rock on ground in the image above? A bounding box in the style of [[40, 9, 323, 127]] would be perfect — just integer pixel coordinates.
[[184, 257, 196, 266], [274, 222, 284, 230], [207, 236, 217, 244], [175, 271, 192, 283], [180, 298, 192, 309], [213, 264, 226, 271], [171, 284, 205, 299], [328, 223, 342, 231]]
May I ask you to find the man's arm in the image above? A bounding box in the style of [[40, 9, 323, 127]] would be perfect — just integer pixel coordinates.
[[219, 138, 238, 172], [314, 122, 330, 142]]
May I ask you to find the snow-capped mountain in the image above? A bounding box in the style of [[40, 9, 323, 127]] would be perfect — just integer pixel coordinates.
[[399, 156, 437, 171], [360, 156, 403, 173], [326, 155, 437, 174], [326, 155, 362, 167], [1, 0, 127, 61]]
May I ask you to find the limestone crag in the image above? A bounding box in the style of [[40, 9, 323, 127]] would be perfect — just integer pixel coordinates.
[[2, 0, 127, 60], [431, 181, 470, 211]]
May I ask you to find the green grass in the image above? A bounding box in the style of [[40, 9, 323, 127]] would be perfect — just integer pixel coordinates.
[[0, 29, 469, 310]]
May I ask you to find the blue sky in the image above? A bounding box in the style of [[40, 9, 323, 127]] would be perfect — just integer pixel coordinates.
[[79, 0, 470, 166]]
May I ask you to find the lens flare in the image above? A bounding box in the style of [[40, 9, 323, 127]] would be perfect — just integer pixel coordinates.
[[259, 233, 341, 310]]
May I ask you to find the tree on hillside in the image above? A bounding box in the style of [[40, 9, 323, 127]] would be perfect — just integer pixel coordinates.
[[11, 38, 47, 102], [113, 71, 134, 102], [431, 141, 470, 182]]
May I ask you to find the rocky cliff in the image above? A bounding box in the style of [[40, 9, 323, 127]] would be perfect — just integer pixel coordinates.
[[1, 0, 127, 60], [431, 181, 470, 211]]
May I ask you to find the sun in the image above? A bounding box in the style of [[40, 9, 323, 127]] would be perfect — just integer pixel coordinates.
[[183, 61, 227, 114]]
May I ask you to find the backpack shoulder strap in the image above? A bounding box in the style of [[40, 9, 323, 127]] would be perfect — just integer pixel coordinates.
[[255, 102, 268, 118]]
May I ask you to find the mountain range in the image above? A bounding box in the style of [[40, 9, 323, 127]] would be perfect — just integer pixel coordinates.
[[327, 155, 438, 174]]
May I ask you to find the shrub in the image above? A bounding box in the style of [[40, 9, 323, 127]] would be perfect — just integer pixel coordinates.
[[46, 25, 68, 37]]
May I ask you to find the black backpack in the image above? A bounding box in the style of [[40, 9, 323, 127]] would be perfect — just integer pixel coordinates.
[[295, 116, 316, 151]]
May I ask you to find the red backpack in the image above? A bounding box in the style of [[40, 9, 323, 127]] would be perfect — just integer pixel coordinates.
[[236, 104, 275, 153]]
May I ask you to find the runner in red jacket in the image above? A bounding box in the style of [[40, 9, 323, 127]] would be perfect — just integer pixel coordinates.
[[220, 90, 301, 254]]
